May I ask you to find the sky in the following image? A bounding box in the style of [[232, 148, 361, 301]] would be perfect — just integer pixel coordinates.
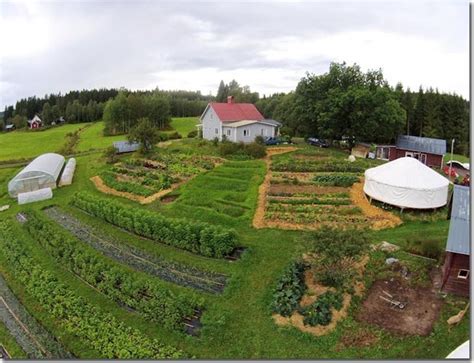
[[0, 0, 469, 108]]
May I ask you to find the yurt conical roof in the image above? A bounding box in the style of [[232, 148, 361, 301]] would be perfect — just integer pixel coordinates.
[[363, 157, 449, 209]]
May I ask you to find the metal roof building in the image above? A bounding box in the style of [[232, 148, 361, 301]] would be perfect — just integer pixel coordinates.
[[113, 141, 140, 154], [396, 135, 447, 155], [446, 185, 470, 256], [8, 153, 65, 198]]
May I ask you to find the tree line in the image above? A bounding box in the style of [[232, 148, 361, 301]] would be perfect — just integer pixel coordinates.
[[255, 63, 469, 155]]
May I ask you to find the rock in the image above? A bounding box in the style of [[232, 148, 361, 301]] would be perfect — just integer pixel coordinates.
[[377, 241, 400, 253], [0, 205, 10, 212], [385, 257, 399, 265], [348, 155, 356, 162]]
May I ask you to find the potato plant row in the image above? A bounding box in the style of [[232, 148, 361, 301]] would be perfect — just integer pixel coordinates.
[[271, 159, 366, 173], [43, 206, 227, 294], [0, 273, 72, 359], [0, 222, 185, 359], [23, 210, 201, 332], [71, 192, 237, 258]]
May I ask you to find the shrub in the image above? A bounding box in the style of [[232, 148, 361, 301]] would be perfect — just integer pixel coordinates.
[[187, 130, 198, 138], [271, 261, 307, 317], [71, 192, 237, 258], [218, 141, 266, 159], [103, 146, 118, 164], [254, 135, 265, 145], [212, 137, 219, 147], [313, 174, 359, 187], [168, 131, 182, 140], [312, 227, 369, 262], [313, 258, 355, 290]]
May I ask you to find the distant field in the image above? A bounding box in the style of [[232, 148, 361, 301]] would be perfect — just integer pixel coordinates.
[[75, 121, 125, 152], [168, 117, 199, 137], [0, 123, 86, 162]]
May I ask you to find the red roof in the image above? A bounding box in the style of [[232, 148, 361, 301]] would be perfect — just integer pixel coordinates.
[[209, 102, 264, 122]]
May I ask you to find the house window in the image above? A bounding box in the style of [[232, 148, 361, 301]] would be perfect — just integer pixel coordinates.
[[227, 129, 231, 136], [243, 129, 249, 137], [261, 129, 264, 136], [458, 269, 469, 279], [215, 128, 219, 134]]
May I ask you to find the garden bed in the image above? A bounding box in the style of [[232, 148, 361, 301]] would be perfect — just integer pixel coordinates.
[[356, 278, 442, 336], [0, 273, 72, 359], [43, 206, 228, 294]]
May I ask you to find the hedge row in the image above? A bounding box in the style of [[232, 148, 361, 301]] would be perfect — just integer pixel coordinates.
[[71, 192, 237, 258], [25, 210, 200, 331], [0, 222, 184, 359]]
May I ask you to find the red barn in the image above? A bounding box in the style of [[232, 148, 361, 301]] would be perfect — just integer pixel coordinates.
[[376, 135, 446, 168], [441, 185, 470, 297], [27, 115, 43, 129]]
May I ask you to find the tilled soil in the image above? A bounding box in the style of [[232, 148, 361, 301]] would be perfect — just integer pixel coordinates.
[[356, 278, 442, 336]]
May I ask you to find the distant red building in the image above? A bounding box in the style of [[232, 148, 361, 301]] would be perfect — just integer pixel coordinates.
[[376, 135, 446, 168]]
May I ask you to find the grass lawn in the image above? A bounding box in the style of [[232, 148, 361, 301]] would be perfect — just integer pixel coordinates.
[[74, 121, 125, 152], [168, 117, 199, 137], [0, 138, 469, 359], [0, 124, 86, 162], [0, 321, 27, 359]]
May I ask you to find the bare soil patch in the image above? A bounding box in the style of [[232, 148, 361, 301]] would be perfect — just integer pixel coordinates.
[[338, 328, 380, 349], [356, 278, 442, 336], [160, 195, 178, 203], [350, 181, 402, 230]]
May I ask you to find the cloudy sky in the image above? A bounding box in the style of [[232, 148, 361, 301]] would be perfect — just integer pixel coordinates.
[[0, 0, 469, 108]]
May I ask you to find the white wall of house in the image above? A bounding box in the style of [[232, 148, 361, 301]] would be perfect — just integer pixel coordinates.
[[222, 126, 236, 141], [201, 107, 223, 141], [235, 123, 276, 143]]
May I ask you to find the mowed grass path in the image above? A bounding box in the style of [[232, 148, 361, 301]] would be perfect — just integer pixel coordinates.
[[168, 117, 199, 137], [75, 121, 124, 152], [0, 124, 86, 161]]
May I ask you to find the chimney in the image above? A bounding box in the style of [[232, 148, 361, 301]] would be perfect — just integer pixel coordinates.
[[227, 96, 234, 104]]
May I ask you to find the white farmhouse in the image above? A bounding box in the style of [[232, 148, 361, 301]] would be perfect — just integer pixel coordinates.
[[199, 96, 280, 143]]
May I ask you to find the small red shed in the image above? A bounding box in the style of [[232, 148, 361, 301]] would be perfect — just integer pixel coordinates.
[[441, 185, 470, 297]]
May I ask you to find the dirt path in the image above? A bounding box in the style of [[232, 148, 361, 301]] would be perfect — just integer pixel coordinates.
[[90, 175, 180, 204], [252, 147, 298, 229], [350, 181, 402, 230]]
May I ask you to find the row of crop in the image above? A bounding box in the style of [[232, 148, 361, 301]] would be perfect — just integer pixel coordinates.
[[71, 192, 237, 258], [24, 210, 200, 331], [111, 165, 175, 186], [267, 197, 351, 206], [0, 273, 72, 359], [0, 222, 185, 359], [99, 171, 155, 196], [264, 211, 368, 225], [271, 160, 365, 173], [312, 174, 360, 187], [266, 203, 362, 215], [43, 206, 227, 294], [267, 191, 350, 198]]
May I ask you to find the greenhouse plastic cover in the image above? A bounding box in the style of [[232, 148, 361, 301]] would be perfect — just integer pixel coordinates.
[[8, 153, 65, 197], [363, 157, 449, 209], [18, 188, 53, 205], [59, 158, 76, 186]]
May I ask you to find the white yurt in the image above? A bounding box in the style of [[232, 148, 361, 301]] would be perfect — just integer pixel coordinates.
[[8, 153, 65, 198], [363, 157, 449, 209]]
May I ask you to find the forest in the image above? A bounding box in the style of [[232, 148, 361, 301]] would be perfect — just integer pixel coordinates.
[[1, 62, 469, 154]]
